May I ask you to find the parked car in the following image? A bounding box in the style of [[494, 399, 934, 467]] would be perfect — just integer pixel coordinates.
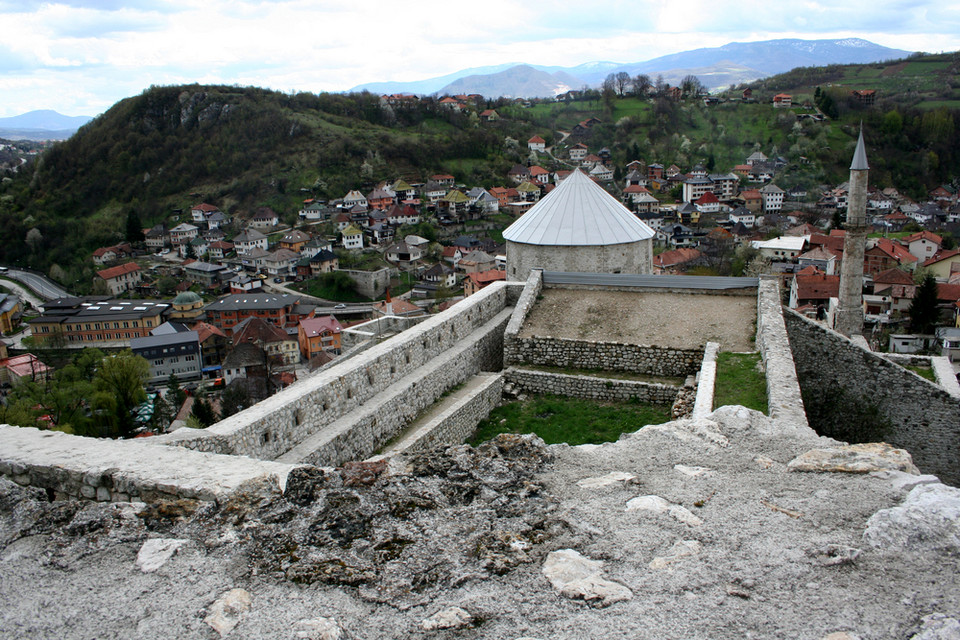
[[334, 303, 347, 309]]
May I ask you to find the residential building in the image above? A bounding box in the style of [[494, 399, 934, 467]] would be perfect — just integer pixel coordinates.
[[0, 293, 22, 334], [131, 329, 202, 383], [341, 224, 364, 250], [463, 270, 506, 296], [233, 229, 269, 256], [298, 316, 343, 361], [528, 135, 546, 153], [232, 316, 299, 365], [96, 262, 142, 296], [279, 230, 311, 254], [760, 183, 785, 213], [170, 223, 199, 246], [251, 207, 280, 229], [0, 353, 51, 386], [204, 293, 304, 331]]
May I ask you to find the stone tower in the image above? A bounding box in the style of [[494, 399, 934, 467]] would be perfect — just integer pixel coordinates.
[[834, 129, 869, 337]]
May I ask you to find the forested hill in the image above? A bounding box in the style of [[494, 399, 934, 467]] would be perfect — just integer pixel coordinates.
[[0, 85, 525, 273], [1, 53, 958, 279]]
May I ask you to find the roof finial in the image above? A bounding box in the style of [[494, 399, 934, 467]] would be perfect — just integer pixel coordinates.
[[850, 123, 869, 171]]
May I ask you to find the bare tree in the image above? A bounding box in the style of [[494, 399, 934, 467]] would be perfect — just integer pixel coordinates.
[[680, 75, 705, 98], [632, 74, 652, 96], [654, 75, 668, 97], [614, 72, 631, 96]]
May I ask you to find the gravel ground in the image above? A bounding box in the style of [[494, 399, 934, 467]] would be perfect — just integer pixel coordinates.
[[1, 407, 956, 640], [519, 290, 757, 352]]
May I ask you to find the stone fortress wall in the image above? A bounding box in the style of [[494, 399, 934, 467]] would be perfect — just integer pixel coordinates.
[[1, 271, 959, 502], [784, 306, 960, 485]]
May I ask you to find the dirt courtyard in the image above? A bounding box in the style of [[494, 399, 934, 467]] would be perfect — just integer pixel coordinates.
[[519, 289, 757, 351]]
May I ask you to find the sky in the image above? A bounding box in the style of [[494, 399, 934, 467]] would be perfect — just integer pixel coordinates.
[[1, 0, 959, 119]]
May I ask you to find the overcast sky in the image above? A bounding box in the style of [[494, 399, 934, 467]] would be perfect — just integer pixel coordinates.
[[1, 0, 958, 118]]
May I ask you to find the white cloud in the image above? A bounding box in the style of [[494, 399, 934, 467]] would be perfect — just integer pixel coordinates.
[[0, 0, 957, 116]]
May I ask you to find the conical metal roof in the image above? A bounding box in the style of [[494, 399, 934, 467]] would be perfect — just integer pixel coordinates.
[[503, 169, 654, 246], [850, 127, 869, 171]]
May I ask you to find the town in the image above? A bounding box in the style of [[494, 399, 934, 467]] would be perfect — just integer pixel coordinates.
[[0, 87, 959, 437]]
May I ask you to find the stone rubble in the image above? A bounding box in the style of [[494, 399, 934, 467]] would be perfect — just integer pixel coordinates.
[[294, 617, 344, 640], [788, 442, 921, 475], [541, 549, 633, 608], [135, 537, 187, 573], [625, 494, 703, 527], [420, 606, 474, 631], [648, 539, 702, 570], [204, 588, 252, 637], [576, 471, 637, 489], [863, 483, 960, 553]]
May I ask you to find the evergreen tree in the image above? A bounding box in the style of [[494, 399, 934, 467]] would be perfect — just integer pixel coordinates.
[[125, 210, 145, 243], [908, 273, 940, 334]]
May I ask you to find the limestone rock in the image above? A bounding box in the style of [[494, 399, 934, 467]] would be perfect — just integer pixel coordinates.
[[135, 538, 187, 573], [863, 483, 960, 553], [576, 471, 636, 489], [674, 464, 711, 477], [204, 588, 252, 637], [754, 455, 775, 469], [542, 549, 632, 608], [869, 469, 941, 492], [626, 495, 703, 526], [910, 613, 960, 640], [649, 539, 702, 569], [641, 418, 729, 448], [820, 633, 862, 640], [808, 544, 861, 567], [787, 443, 920, 475], [295, 617, 343, 640], [420, 606, 473, 631]]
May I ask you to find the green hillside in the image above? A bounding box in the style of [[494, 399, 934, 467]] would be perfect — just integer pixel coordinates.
[[1, 52, 958, 281]]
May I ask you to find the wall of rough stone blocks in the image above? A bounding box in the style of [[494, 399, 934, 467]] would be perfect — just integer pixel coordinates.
[[504, 336, 703, 378], [282, 310, 511, 467], [337, 267, 393, 299], [0, 425, 300, 503], [157, 282, 521, 461], [755, 277, 809, 432], [383, 374, 505, 456], [783, 308, 960, 485], [504, 367, 679, 405]]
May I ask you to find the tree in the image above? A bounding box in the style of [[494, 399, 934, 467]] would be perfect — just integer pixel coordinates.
[[908, 273, 940, 335], [614, 72, 630, 97], [680, 75, 704, 98], [191, 396, 218, 427], [93, 351, 150, 438], [125, 209, 145, 243], [632, 74, 651, 96]]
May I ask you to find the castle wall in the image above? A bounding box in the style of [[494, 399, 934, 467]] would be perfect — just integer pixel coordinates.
[[0, 425, 300, 503], [336, 267, 393, 299], [756, 277, 809, 431], [784, 307, 960, 485], [279, 309, 511, 467], [504, 367, 679, 405], [157, 282, 520, 461], [504, 335, 702, 378]]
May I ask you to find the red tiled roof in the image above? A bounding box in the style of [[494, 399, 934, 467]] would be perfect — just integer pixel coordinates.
[[96, 262, 140, 280], [653, 248, 702, 268], [696, 191, 719, 204], [299, 315, 343, 337], [922, 249, 960, 267], [873, 268, 915, 285], [874, 238, 917, 264], [192, 203, 220, 212], [902, 230, 942, 245], [795, 273, 840, 300], [528, 135, 545, 143], [937, 283, 960, 302], [466, 269, 506, 287]]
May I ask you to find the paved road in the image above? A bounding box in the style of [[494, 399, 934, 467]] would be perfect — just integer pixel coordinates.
[[3, 268, 69, 300]]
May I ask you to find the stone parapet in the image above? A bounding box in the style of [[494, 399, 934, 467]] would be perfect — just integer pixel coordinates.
[[692, 342, 719, 419], [756, 277, 808, 432], [157, 282, 519, 461], [0, 426, 301, 503], [505, 335, 702, 378], [504, 367, 679, 405], [784, 308, 960, 485]]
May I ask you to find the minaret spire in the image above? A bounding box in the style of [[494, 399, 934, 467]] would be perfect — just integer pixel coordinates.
[[834, 125, 869, 337]]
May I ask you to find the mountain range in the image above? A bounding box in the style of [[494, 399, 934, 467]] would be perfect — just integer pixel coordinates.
[[0, 110, 93, 141], [353, 38, 912, 99]]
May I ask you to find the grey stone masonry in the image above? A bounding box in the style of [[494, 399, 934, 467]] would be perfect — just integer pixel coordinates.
[[505, 336, 703, 378], [372, 373, 505, 458], [157, 281, 521, 461], [884, 354, 960, 398], [276, 308, 512, 467], [692, 342, 720, 419], [505, 367, 679, 405], [0, 425, 301, 503], [504, 269, 543, 339], [756, 277, 808, 432], [784, 308, 960, 486]]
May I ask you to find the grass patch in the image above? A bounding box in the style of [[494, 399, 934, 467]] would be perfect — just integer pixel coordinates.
[[714, 352, 768, 414], [469, 395, 672, 446], [904, 364, 936, 382]]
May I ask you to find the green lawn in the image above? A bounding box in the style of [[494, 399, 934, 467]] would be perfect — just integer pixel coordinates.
[[469, 395, 672, 446], [713, 352, 768, 413], [904, 364, 936, 382]]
